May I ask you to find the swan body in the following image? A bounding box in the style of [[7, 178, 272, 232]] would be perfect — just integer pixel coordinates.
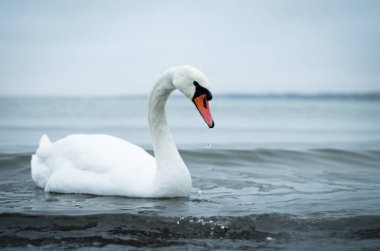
[[31, 66, 214, 198]]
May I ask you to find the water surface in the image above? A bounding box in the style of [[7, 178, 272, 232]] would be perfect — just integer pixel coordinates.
[[0, 95, 379, 250]]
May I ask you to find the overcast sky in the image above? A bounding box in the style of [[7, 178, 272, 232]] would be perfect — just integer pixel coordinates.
[[0, 0, 379, 95]]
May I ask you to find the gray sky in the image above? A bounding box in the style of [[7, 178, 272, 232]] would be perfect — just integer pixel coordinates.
[[0, 0, 379, 95]]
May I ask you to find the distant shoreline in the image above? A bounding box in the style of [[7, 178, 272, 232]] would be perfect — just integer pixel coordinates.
[[216, 92, 380, 100], [1, 92, 380, 100]]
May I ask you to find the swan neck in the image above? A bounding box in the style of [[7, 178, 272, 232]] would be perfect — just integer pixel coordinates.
[[148, 72, 179, 163], [147, 70, 191, 197]]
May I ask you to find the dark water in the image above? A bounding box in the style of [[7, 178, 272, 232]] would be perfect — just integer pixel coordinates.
[[0, 95, 380, 250]]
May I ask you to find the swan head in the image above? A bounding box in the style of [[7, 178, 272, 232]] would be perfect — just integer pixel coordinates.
[[170, 65, 214, 128]]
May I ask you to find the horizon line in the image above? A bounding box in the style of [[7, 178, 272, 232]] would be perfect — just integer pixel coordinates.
[[1, 91, 380, 99]]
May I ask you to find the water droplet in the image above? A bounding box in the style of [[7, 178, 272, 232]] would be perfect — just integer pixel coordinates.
[[206, 144, 212, 149], [197, 190, 203, 198]]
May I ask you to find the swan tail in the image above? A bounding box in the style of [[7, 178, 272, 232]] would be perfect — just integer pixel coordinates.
[[39, 134, 51, 148], [31, 154, 50, 189], [31, 134, 52, 189]]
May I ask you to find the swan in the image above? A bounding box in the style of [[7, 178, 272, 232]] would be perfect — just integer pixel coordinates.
[[31, 66, 214, 198]]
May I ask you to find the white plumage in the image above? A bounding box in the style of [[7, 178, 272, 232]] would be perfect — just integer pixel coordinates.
[[31, 66, 213, 198], [32, 134, 155, 196]]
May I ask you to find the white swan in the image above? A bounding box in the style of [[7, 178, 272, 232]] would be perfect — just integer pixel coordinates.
[[31, 66, 214, 198]]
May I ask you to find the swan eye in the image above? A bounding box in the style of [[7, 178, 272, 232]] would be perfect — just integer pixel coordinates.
[[193, 81, 212, 101]]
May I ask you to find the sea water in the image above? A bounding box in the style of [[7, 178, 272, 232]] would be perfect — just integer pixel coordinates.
[[0, 94, 379, 250]]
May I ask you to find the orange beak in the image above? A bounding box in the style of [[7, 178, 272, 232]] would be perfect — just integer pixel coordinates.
[[193, 94, 215, 128]]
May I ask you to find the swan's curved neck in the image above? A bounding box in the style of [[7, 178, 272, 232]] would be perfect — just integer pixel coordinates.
[[147, 71, 190, 196], [148, 71, 176, 159]]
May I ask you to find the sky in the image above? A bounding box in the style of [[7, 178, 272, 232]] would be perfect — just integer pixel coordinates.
[[0, 0, 379, 95]]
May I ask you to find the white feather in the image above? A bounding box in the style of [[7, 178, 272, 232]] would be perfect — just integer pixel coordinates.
[[30, 66, 211, 198]]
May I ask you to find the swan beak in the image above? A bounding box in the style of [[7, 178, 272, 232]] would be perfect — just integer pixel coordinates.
[[193, 94, 215, 128]]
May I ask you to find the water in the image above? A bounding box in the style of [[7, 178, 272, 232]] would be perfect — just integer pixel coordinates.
[[1, 94, 380, 250]]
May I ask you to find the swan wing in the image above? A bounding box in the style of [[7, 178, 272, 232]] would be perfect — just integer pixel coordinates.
[[31, 134, 156, 196]]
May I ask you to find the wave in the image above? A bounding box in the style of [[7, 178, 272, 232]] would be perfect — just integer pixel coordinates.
[[1, 149, 380, 175], [181, 148, 380, 168], [0, 212, 379, 249], [2, 148, 380, 163], [1, 149, 380, 249], [1, 149, 379, 220]]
